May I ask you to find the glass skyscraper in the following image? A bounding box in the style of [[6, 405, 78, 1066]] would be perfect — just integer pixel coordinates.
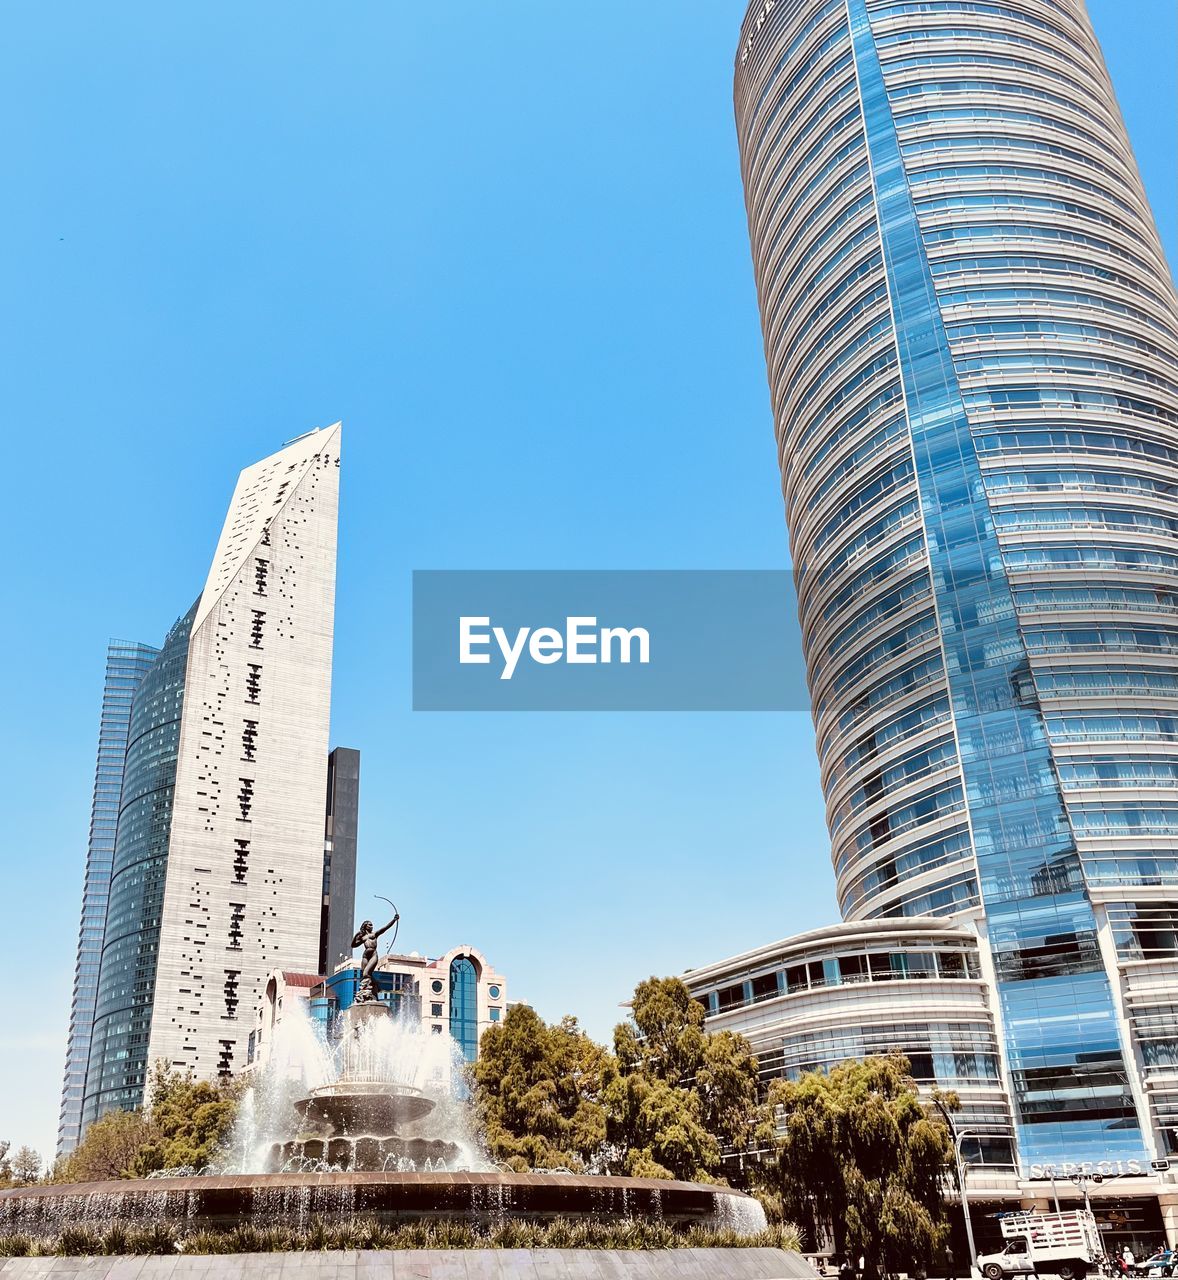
[[735, 0, 1178, 1174], [81, 605, 196, 1126], [57, 640, 159, 1156]]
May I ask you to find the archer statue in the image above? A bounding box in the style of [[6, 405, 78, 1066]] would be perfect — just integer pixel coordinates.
[[351, 909, 399, 1004]]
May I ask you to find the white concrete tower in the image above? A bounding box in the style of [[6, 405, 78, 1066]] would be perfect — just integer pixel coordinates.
[[147, 424, 341, 1081]]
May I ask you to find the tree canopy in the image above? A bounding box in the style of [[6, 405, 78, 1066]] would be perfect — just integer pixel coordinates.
[[131, 1061, 239, 1175], [759, 1054, 956, 1279], [0, 1140, 42, 1188], [606, 977, 766, 1182], [472, 1005, 610, 1172], [51, 1109, 151, 1184], [50, 1063, 239, 1184], [471, 977, 768, 1185]]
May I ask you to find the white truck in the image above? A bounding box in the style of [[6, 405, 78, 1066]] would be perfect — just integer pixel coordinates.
[[977, 1210, 1104, 1280]]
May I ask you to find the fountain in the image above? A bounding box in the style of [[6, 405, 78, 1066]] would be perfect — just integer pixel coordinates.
[[0, 907, 772, 1245], [267, 999, 462, 1173]]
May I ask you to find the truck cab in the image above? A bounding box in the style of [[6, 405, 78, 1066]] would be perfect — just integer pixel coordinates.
[[979, 1236, 1033, 1278]]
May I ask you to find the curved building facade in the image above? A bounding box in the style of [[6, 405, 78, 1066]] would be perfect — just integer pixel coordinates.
[[687, 919, 1018, 1172], [735, 0, 1178, 1172], [82, 603, 196, 1124]]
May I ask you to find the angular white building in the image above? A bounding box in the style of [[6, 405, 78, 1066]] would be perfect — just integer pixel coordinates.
[[82, 425, 341, 1126]]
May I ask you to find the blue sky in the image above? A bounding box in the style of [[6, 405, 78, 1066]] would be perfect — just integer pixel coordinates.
[[1, 2, 1174, 1162]]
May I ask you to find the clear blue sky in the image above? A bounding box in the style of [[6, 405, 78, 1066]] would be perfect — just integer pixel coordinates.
[[1, 2, 1174, 1163]]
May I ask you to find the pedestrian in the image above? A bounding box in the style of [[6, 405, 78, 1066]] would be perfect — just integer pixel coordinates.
[[839, 1256, 856, 1280], [946, 1244, 958, 1280]]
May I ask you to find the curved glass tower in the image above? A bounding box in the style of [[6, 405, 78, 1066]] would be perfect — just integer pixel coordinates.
[[736, 0, 1178, 1169], [82, 603, 196, 1125]]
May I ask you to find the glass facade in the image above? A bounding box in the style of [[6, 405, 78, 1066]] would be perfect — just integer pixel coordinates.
[[735, 0, 1178, 1172], [56, 640, 158, 1157], [81, 602, 197, 1128], [448, 955, 479, 1063]]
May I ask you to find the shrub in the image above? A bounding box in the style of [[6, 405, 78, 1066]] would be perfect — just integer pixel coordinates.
[[0, 1215, 803, 1256]]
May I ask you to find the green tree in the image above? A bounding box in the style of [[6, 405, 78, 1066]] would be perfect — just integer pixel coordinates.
[[0, 1140, 42, 1187], [601, 1065, 720, 1181], [51, 1109, 152, 1184], [761, 1054, 955, 1280], [131, 1062, 239, 1175], [606, 977, 767, 1182], [472, 1005, 610, 1172], [8, 1145, 42, 1186], [49, 1065, 239, 1185]]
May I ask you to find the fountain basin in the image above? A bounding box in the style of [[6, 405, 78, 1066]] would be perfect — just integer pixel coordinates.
[[0, 1171, 767, 1237], [293, 1078, 436, 1133]]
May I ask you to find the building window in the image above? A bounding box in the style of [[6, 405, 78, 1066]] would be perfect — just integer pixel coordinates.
[[431, 1002, 443, 1017], [938, 951, 966, 979], [751, 972, 780, 1002], [488, 985, 501, 999], [431, 979, 444, 994], [717, 982, 745, 1011], [490, 1008, 501, 1022], [449, 955, 479, 1062], [431, 1024, 442, 1035], [839, 953, 868, 983]]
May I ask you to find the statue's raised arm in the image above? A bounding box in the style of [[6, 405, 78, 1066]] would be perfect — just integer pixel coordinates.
[[373, 913, 400, 940]]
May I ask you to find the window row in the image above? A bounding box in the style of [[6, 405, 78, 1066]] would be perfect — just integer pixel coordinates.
[[699, 945, 981, 1014]]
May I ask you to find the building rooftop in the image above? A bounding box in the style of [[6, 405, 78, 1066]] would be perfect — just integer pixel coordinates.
[[681, 915, 977, 986], [279, 971, 323, 989]]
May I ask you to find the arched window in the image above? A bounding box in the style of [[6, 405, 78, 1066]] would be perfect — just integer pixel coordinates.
[[448, 955, 479, 1062]]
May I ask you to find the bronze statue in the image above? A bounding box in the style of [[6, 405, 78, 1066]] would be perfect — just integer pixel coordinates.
[[351, 912, 399, 1004]]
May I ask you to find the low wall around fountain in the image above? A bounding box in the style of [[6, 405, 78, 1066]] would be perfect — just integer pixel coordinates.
[[0, 1171, 768, 1238], [0, 1247, 815, 1279]]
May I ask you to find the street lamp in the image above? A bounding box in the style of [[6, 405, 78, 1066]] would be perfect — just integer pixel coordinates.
[[1068, 1172, 1104, 1218], [934, 1099, 979, 1275]]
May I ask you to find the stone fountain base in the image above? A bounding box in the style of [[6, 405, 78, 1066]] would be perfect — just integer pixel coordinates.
[[0, 1170, 768, 1236], [0, 1250, 812, 1280], [270, 1132, 460, 1172]]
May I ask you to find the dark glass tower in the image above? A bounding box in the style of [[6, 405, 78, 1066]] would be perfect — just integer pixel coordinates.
[[81, 603, 196, 1127], [57, 640, 159, 1157], [320, 746, 360, 977]]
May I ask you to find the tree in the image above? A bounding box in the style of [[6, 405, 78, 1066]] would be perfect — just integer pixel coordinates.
[[760, 1054, 956, 1280], [49, 1063, 239, 1185], [469, 979, 770, 1183], [605, 977, 768, 1182], [0, 1140, 42, 1187], [472, 1005, 610, 1172], [130, 1062, 239, 1175], [602, 1065, 720, 1181], [51, 1109, 151, 1184], [9, 1145, 42, 1186]]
